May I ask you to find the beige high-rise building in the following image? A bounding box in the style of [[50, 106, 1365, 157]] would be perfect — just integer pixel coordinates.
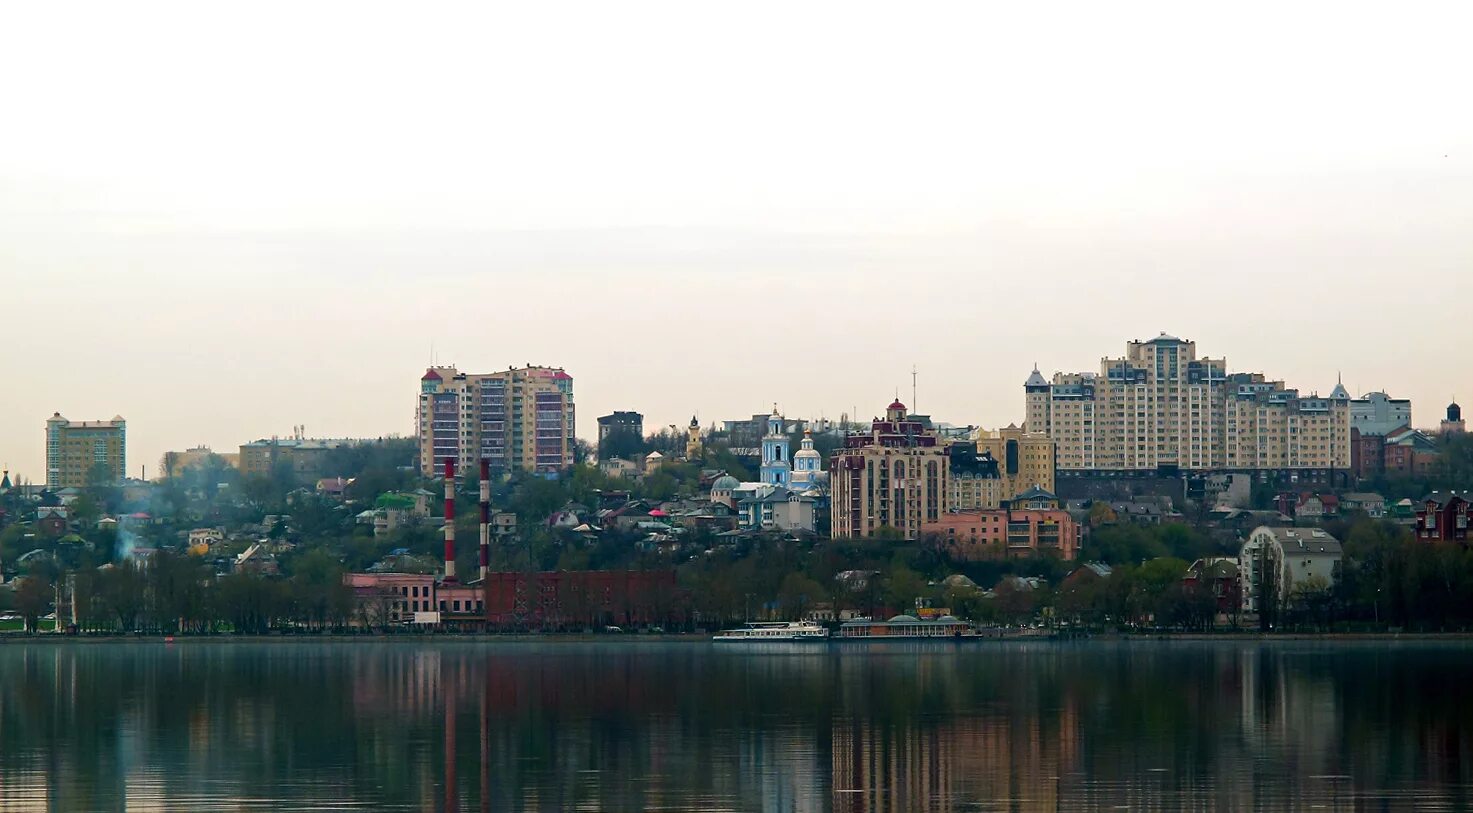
[[830, 400, 950, 540], [417, 365, 576, 478], [45, 413, 126, 489], [975, 425, 1055, 499], [1026, 334, 1351, 473]]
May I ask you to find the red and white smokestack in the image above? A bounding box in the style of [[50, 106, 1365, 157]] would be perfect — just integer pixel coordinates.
[[443, 459, 457, 582], [479, 459, 490, 580]]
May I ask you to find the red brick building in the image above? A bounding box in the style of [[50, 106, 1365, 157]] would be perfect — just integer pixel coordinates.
[[1351, 425, 1440, 481], [345, 569, 688, 631], [1350, 427, 1385, 479], [1414, 493, 1470, 543], [1183, 557, 1241, 616], [482, 570, 688, 630]]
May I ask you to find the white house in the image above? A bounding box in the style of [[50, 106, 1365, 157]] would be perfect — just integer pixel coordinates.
[[1239, 526, 1342, 614]]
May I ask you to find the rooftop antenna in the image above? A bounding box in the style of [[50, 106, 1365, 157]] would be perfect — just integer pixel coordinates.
[[912, 364, 918, 413]]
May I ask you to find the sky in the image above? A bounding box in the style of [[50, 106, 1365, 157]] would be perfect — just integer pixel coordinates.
[[2, 1, 1471, 482]]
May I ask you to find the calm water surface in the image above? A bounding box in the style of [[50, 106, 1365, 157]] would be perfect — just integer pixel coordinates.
[[2, 640, 1472, 812]]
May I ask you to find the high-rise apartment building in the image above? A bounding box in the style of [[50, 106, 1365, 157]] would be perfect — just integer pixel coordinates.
[[417, 366, 575, 478], [45, 413, 126, 489], [1025, 334, 1350, 474], [830, 400, 950, 540]]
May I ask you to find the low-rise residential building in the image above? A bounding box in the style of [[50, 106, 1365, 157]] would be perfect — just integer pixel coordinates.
[[187, 528, 224, 552], [599, 458, 642, 479], [1340, 492, 1386, 518], [1277, 492, 1339, 520], [1354, 424, 1439, 481], [1239, 526, 1342, 614], [737, 486, 816, 533], [1184, 557, 1241, 616], [1414, 492, 1470, 543], [923, 499, 1080, 561]]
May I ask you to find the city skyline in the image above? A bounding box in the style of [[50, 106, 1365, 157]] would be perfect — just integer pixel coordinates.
[[4, 2, 1470, 481], [4, 332, 1455, 486]]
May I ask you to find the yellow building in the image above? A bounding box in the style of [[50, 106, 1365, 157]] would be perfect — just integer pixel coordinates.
[[159, 446, 239, 480], [238, 434, 358, 483], [1026, 333, 1350, 473], [45, 413, 126, 489], [973, 425, 1055, 502], [417, 365, 576, 477]]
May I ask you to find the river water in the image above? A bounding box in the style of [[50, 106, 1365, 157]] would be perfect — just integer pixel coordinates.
[[1, 639, 1471, 811]]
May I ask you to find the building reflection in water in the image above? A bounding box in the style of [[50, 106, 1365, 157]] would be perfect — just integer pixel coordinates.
[[4, 642, 1473, 811]]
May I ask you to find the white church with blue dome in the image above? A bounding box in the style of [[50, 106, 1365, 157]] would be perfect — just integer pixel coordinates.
[[710, 405, 828, 532]]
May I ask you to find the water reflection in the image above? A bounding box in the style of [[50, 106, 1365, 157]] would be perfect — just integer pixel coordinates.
[[2, 641, 1473, 811]]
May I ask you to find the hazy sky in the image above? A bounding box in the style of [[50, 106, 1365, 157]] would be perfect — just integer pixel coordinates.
[[3, 1, 1471, 482]]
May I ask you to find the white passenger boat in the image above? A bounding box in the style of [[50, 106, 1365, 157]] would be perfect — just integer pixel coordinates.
[[713, 621, 830, 642]]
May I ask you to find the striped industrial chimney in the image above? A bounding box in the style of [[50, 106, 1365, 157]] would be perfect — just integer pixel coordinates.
[[443, 459, 457, 582], [479, 459, 491, 580]]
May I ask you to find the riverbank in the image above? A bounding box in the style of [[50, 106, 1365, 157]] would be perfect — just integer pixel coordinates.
[[6, 630, 1473, 644]]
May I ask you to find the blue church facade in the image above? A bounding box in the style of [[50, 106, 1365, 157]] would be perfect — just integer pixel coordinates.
[[759, 407, 790, 486]]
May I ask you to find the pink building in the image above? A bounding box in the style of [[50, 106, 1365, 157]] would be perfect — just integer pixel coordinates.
[[345, 572, 484, 627], [923, 507, 1080, 560]]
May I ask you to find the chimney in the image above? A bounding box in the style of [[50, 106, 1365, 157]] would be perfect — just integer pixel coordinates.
[[479, 459, 491, 580], [443, 459, 457, 582]]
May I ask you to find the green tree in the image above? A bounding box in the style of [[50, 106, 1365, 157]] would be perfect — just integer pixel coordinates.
[[598, 427, 648, 461], [97, 561, 148, 632], [14, 576, 51, 633], [882, 562, 928, 612], [777, 572, 827, 620], [1088, 502, 1118, 528]]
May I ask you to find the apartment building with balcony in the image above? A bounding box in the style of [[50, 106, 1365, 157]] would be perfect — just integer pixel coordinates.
[[1025, 333, 1350, 476], [830, 400, 949, 541], [417, 365, 575, 478], [45, 413, 126, 489]]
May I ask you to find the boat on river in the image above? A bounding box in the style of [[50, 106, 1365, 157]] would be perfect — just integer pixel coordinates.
[[713, 621, 830, 642], [836, 614, 980, 640]]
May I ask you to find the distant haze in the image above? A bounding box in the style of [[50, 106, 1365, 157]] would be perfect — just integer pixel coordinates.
[[3, 2, 1470, 481]]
